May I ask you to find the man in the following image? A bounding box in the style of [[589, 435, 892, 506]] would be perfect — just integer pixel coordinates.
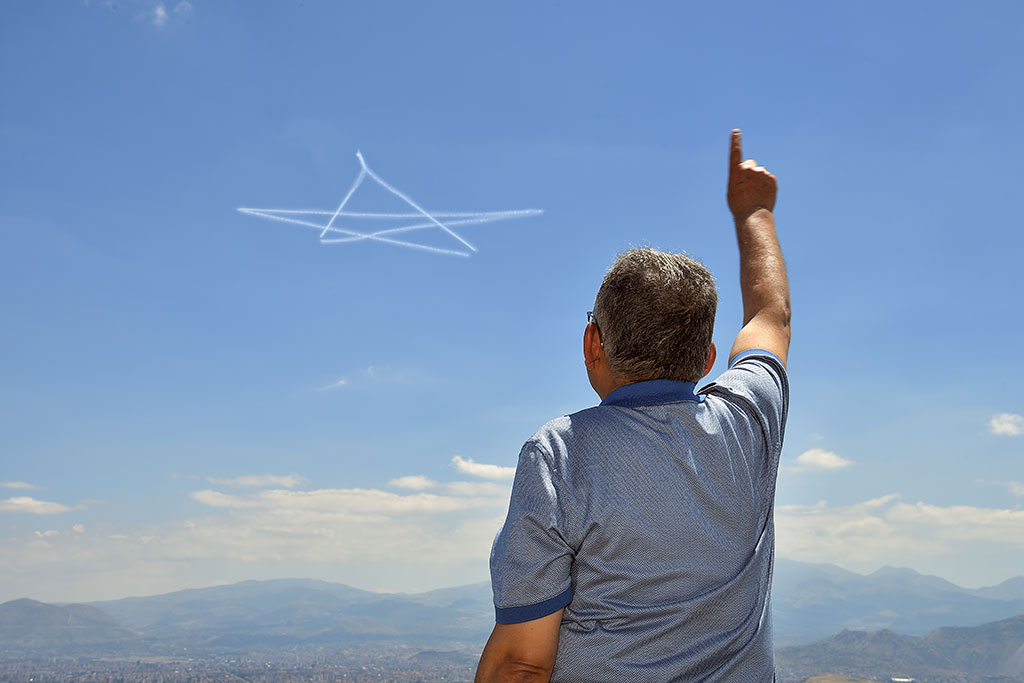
[[475, 129, 790, 683]]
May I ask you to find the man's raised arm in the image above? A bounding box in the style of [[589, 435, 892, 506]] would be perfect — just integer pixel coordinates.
[[726, 129, 791, 366]]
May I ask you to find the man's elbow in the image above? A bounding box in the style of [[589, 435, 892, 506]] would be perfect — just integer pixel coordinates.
[[772, 287, 792, 325], [492, 659, 553, 683], [778, 300, 792, 339], [750, 301, 791, 336]]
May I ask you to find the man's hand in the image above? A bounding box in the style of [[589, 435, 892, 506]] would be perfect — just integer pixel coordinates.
[[727, 129, 777, 221]]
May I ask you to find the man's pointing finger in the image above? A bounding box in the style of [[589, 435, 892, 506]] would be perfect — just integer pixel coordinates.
[[730, 129, 743, 171]]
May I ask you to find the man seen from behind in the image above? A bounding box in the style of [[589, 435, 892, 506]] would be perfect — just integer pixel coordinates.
[[475, 129, 791, 682]]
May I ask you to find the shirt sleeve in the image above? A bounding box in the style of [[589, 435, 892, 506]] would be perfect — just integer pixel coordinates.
[[488, 439, 574, 624], [701, 349, 789, 459]]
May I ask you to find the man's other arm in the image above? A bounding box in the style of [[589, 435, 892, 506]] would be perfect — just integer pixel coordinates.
[[726, 129, 791, 366], [474, 609, 563, 683]]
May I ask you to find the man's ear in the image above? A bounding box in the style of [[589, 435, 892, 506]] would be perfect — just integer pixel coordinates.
[[702, 342, 717, 377], [583, 323, 604, 368]]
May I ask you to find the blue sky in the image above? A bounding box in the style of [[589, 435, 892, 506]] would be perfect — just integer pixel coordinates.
[[1, 1, 1022, 603]]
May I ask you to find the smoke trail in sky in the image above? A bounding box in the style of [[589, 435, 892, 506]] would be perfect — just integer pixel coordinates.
[[238, 152, 542, 257]]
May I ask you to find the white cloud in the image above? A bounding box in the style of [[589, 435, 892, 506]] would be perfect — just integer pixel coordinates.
[[787, 448, 852, 472], [989, 413, 1024, 436], [886, 501, 1024, 544], [443, 481, 511, 498], [0, 498, 508, 602], [0, 497, 73, 515], [0, 481, 500, 597], [126, 1, 190, 28], [451, 455, 516, 480], [151, 3, 168, 26], [977, 479, 1024, 497], [5, 467, 1024, 603], [179, 482, 510, 567], [32, 524, 85, 538], [388, 475, 437, 490], [191, 489, 259, 509], [319, 365, 428, 390], [860, 493, 901, 508], [0, 481, 39, 490], [191, 486, 503, 516], [387, 475, 511, 498], [776, 494, 1024, 573], [205, 474, 308, 489]]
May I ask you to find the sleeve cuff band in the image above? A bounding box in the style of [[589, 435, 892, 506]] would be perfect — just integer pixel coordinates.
[[729, 348, 783, 368], [494, 586, 573, 624]]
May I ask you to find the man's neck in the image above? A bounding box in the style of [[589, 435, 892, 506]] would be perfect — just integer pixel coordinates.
[[594, 374, 639, 401]]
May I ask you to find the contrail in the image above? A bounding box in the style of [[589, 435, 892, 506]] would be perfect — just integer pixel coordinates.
[[237, 208, 543, 220], [318, 167, 366, 240], [237, 208, 472, 255], [319, 214, 536, 243], [356, 151, 477, 253], [237, 152, 543, 257]]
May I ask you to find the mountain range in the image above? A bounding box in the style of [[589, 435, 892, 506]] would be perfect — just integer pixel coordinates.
[[87, 577, 495, 652], [2, 560, 1023, 670], [772, 558, 1024, 645]]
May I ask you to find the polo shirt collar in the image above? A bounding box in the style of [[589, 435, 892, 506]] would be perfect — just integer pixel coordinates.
[[600, 379, 702, 408]]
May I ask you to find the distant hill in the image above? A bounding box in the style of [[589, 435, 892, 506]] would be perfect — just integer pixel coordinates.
[[87, 577, 493, 648], [973, 576, 1024, 602], [772, 558, 1024, 645], [0, 598, 133, 647], [90, 578, 379, 632], [776, 614, 1024, 681], [926, 615, 1024, 678]]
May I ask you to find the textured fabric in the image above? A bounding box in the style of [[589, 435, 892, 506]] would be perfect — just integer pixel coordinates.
[[489, 351, 788, 682]]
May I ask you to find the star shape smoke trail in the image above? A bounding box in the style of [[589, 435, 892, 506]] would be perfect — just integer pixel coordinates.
[[238, 152, 543, 257]]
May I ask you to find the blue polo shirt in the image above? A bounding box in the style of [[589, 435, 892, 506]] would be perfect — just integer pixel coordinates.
[[489, 350, 788, 682]]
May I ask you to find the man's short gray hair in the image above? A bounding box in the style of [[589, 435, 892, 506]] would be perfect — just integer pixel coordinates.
[[593, 248, 718, 383]]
